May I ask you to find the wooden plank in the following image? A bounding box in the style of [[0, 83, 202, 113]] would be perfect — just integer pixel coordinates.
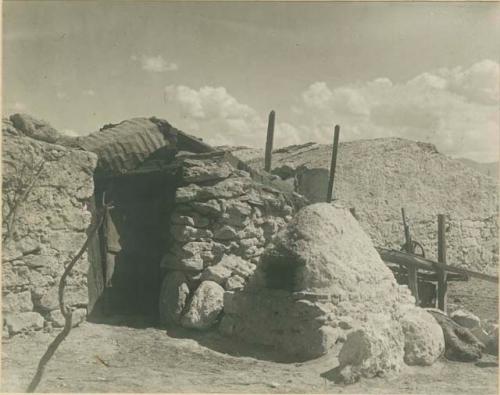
[[437, 214, 448, 311], [388, 266, 468, 282], [264, 110, 275, 172], [401, 208, 418, 304], [407, 264, 419, 305], [326, 125, 340, 203], [377, 247, 498, 283]]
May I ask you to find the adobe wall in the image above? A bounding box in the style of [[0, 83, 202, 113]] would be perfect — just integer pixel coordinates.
[[295, 166, 499, 274], [2, 117, 97, 337]]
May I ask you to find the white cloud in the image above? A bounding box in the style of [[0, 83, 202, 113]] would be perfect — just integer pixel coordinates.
[[292, 59, 499, 162], [165, 85, 265, 147], [163, 60, 498, 162], [56, 91, 67, 99], [133, 54, 178, 73], [164, 85, 299, 148], [82, 89, 95, 96]]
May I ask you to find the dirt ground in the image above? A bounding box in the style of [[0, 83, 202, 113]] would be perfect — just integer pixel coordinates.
[[1, 278, 498, 394]]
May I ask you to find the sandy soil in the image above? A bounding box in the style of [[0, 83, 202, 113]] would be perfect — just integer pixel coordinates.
[[1, 278, 497, 394]]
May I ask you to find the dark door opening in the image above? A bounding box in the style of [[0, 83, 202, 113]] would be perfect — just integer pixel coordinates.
[[89, 170, 176, 325]]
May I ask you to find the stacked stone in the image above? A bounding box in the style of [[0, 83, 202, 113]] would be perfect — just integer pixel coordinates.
[[2, 115, 97, 337], [159, 152, 296, 330]]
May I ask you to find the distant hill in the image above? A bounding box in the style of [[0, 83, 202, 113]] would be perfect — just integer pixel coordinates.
[[456, 158, 498, 181]]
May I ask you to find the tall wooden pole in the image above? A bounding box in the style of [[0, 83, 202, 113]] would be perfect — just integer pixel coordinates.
[[326, 125, 340, 203], [402, 208, 419, 305], [437, 214, 448, 311], [264, 110, 275, 172]]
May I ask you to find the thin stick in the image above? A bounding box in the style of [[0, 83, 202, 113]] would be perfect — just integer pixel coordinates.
[[264, 110, 275, 172], [3, 160, 46, 243], [26, 208, 107, 393], [326, 125, 340, 203], [437, 214, 448, 311], [400, 208, 419, 305]]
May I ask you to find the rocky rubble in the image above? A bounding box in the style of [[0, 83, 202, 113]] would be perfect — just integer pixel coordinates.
[[158, 151, 303, 329], [2, 114, 97, 337]]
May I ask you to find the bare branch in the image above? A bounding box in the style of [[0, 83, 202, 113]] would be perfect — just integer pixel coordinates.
[[26, 206, 107, 393]]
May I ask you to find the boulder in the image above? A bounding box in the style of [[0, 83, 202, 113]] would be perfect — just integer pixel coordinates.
[[225, 275, 245, 291], [10, 113, 61, 144], [182, 157, 233, 183], [2, 291, 33, 313], [159, 271, 190, 325], [338, 314, 405, 382], [190, 200, 222, 216], [220, 200, 252, 227], [176, 184, 203, 203], [181, 281, 224, 329], [213, 225, 238, 241], [48, 308, 87, 328], [171, 212, 210, 228], [4, 312, 44, 335], [171, 225, 213, 243], [36, 286, 88, 311], [401, 307, 445, 366], [200, 265, 233, 284], [160, 254, 204, 272], [451, 309, 481, 329], [427, 309, 484, 362]]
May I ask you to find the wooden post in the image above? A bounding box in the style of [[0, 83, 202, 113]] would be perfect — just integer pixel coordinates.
[[401, 208, 412, 252], [437, 214, 448, 311], [401, 208, 419, 305], [264, 110, 275, 172], [326, 125, 340, 203]]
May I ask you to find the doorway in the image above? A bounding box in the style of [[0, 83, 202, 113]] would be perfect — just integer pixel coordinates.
[[88, 170, 177, 325]]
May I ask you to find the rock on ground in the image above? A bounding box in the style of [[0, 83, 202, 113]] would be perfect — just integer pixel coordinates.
[[159, 271, 190, 325], [401, 307, 445, 366], [181, 281, 224, 329], [451, 309, 481, 329], [338, 314, 405, 383], [427, 309, 484, 362], [48, 308, 87, 328], [4, 312, 44, 335]]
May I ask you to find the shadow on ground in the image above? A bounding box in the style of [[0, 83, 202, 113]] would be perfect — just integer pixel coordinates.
[[165, 324, 301, 363]]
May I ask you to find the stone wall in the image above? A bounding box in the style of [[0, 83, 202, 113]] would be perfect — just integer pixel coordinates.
[[2, 117, 97, 337], [158, 152, 303, 329]]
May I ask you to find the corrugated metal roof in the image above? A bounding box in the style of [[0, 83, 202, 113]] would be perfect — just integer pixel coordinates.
[[77, 117, 213, 176]]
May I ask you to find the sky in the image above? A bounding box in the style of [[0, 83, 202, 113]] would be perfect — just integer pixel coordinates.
[[3, 1, 500, 162]]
